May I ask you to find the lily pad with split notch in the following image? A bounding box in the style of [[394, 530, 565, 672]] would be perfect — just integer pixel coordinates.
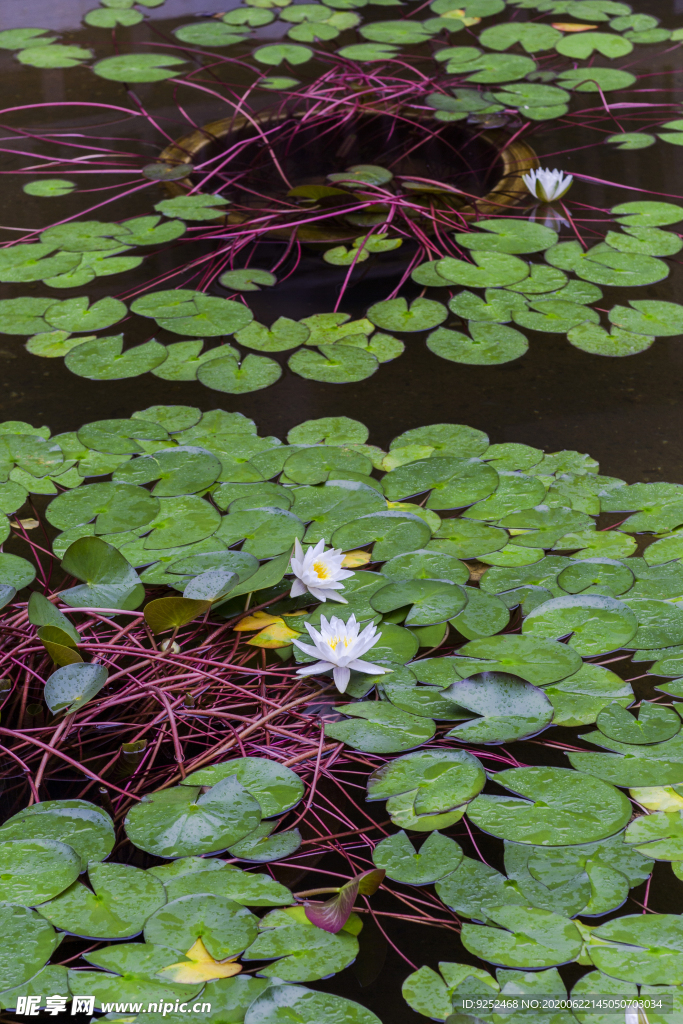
[[65, 335, 167, 380], [371, 578, 467, 625], [523, 594, 638, 656], [557, 558, 634, 596], [428, 519, 507, 559], [242, 985, 381, 1024], [38, 862, 166, 940], [112, 447, 222, 496], [0, 800, 114, 867], [443, 671, 553, 744], [235, 317, 309, 351], [366, 748, 485, 826], [435, 855, 530, 921], [597, 700, 680, 744], [437, 252, 530, 288], [449, 588, 510, 639], [241, 907, 359, 982], [68, 943, 203, 1009], [466, 765, 632, 845], [182, 757, 304, 817], [586, 914, 683, 984], [427, 323, 529, 365], [569, 751, 683, 788], [373, 830, 463, 884], [462, 471, 546, 521], [227, 821, 302, 863], [332, 510, 432, 560], [0, 839, 81, 906], [0, 905, 60, 993], [325, 701, 436, 753], [198, 353, 282, 394], [545, 663, 634, 727], [382, 549, 470, 584], [288, 344, 379, 383], [145, 892, 258, 960], [567, 323, 654, 357], [157, 861, 292, 907], [124, 777, 262, 858], [462, 905, 583, 968], [455, 219, 558, 255]]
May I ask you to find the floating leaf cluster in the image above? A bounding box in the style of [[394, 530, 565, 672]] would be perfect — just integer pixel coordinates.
[[0, 408, 681, 1017]]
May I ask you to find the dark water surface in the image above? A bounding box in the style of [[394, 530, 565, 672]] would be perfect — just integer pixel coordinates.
[[1, 2, 683, 1020]]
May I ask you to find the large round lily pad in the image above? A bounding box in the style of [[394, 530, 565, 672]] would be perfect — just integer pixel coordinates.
[[466, 766, 632, 845]]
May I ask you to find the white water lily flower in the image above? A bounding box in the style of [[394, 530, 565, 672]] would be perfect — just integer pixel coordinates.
[[289, 538, 353, 603], [522, 167, 573, 202], [292, 613, 386, 693]]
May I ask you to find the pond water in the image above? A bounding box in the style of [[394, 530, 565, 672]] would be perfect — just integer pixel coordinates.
[[2, 1, 683, 1021]]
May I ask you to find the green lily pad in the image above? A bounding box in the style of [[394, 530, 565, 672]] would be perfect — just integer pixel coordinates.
[[428, 323, 529, 365], [428, 518, 507, 559], [382, 549, 469, 584], [0, 839, 80, 906], [608, 299, 683, 337], [330, 509, 431, 560], [443, 671, 554, 743], [545, 663, 634, 727], [371, 578, 466, 625], [373, 830, 462, 884], [285, 446, 372, 483], [182, 757, 303, 817], [228, 821, 302, 863], [60, 533, 143, 606], [438, 252, 530, 288], [0, 244, 81, 283], [462, 905, 583, 968], [197, 353, 282, 394], [153, 859, 291, 906], [124, 778, 262, 858], [402, 962, 499, 1022], [93, 53, 187, 81], [359, 19, 435, 43], [242, 907, 358, 981], [145, 892, 258, 959], [325, 701, 436, 753], [0, 800, 114, 867], [467, 765, 632, 845], [621, 597, 683, 649], [597, 700, 681, 744], [113, 446, 221, 496], [0, 552, 36, 589], [480, 22, 562, 52], [44, 296, 127, 334], [456, 219, 558, 255], [556, 30, 632, 58], [569, 751, 683, 788], [586, 914, 683, 984], [624, 808, 683, 860], [65, 335, 167, 380], [606, 132, 656, 150], [463, 471, 546, 521], [605, 228, 682, 257], [557, 67, 637, 92], [253, 43, 313, 64], [243, 983, 381, 1024], [437, 855, 530, 924], [0, 906, 59, 993], [44, 662, 108, 713], [449, 588, 510, 639], [0, 28, 57, 50], [611, 200, 683, 227], [367, 297, 448, 332], [38, 862, 166, 940], [567, 323, 654, 356], [18, 44, 92, 68], [522, 594, 638, 656], [337, 42, 399, 59], [154, 195, 230, 222], [288, 344, 379, 382], [68, 943, 202, 1010], [235, 317, 308, 351], [173, 22, 249, 45], [367, 748, 485, 828], [0, 965, 70, 1011]]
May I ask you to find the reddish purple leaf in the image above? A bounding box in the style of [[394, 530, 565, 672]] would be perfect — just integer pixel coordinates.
[[304, 868, 385, 933]]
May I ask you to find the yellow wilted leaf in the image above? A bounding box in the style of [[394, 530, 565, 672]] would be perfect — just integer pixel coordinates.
[[247, 621, 300, 648], [234, 610, 284, 632], [552, 22, 597, 30], [157, 938, 242, 984], [630, 785, 683, 811], [342, 549, 372, 568]]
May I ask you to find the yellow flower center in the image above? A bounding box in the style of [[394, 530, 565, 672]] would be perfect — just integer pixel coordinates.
[[313, 560, 330, 580], [329, 635, 349, 651]]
